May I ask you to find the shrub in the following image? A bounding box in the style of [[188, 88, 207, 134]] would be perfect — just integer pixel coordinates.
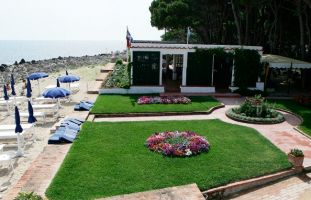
[[19, 59, 26, 64], [115, 59, 123, 65], [290, 148, 304, 157], [14, 192, 43, 200], [234, 88, 267, 97], [226, 95, 285, 124], [104, 63, 130, 89]]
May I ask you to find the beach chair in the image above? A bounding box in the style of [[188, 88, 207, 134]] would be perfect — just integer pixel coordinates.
[[32, 104, 58, 116], [19, 111, 46, 123], [33, 97, 57, 104], [0, 153, 14, 172], [70, 82, 80, 93]]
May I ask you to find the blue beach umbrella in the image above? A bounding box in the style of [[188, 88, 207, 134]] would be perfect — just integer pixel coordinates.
[[3, 85, 10, 114], [28, 72, 49, 97], [3, 85, 9, 100], [42, 84, 71, 113], [28, 72, 48, 80], [15, 106, 24, 157], [26, 79, 32, 98], [11, 75, 16, 96], [42, 87, 71, 98], [27, 101, 37, 123], [15, 106, 23, 133], [11, 74, 15, 85], [27, 78, 32, 92], [58, 75, 80, 83]]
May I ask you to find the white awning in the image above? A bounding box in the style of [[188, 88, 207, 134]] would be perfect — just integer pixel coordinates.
[[262, 54, 311, 69]]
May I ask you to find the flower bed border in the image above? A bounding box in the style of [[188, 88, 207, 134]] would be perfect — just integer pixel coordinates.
[[145, 131, 210, 157], [137, 96, 191, 105], [226, 108, 285, 124]]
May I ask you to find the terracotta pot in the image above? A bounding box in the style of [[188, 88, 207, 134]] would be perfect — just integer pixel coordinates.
[[288, 153, 304, 167]]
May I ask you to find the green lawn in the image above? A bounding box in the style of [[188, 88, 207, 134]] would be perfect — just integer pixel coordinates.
[[46, 120, 291, 200], [90, 95, 221, 114], [269, 99, 311, 136]]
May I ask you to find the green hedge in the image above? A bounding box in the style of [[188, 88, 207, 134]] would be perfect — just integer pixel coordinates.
[[226, 108, 285, 124], [234, 49, 261, 88], [104, 63, 131, 89], [187, 48, 230, 86]]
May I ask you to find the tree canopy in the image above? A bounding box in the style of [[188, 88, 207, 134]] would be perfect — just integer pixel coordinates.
[[150, 0, 311, 61]]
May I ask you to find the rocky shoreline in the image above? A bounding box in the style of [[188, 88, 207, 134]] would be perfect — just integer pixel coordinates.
[[0, 53, 117, 84]]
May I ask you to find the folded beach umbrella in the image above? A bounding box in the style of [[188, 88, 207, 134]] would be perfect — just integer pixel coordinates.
[[66, 70, 68, 75], [11, 74, 16, 96], [28, 72, 49, 97], [57, 78, 60, 87], [27, 100, 37, 124], [3, 85, 9, 100], [15, 106, 24, 157], [3, 85, 10, 114], [26, 79, 32, 98], [27, 78, 32, 92]]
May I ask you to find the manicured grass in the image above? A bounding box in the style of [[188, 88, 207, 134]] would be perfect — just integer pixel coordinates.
[[269, 99, 311, 136], [91, 95, 221, 114], [46, 120, 291, 200]]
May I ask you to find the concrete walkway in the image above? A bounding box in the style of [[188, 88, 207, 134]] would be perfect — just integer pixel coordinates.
[[95, 97, 311, 168]]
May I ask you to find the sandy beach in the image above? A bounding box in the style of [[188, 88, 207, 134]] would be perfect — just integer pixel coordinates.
[[0, 63, 105, 198]]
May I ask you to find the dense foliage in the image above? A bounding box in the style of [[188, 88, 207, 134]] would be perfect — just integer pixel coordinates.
[[234, 49, 261, 87], [104, 62, 131, 89], [150, 0, 311, 61], [14, 192, 43, 200]]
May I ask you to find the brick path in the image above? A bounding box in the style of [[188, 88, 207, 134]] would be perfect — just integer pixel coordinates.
[[227, 173, 311, 200], [98, 184, 205, 200]]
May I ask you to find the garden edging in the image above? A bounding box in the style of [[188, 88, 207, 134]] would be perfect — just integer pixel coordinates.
[[203, 167, 303, 199], [93, 103, 225, 118]]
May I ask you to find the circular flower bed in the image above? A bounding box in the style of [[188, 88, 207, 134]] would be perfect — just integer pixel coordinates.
[[145, 131, 210, 157], [226, 108, 285, 124]]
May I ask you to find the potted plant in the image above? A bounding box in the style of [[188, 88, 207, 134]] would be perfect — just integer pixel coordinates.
[[288, 148, 304, 168]]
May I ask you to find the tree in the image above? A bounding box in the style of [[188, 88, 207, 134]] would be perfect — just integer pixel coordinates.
[[149, 0, 311, 61]]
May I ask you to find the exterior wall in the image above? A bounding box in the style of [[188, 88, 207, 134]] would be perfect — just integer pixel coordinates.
[[180, 86, 215, 93], [99, 86, 165, 94]]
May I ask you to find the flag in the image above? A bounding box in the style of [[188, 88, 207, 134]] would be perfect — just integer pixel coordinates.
[[126, 27, 133, 48], [187, 27, 191, 44]]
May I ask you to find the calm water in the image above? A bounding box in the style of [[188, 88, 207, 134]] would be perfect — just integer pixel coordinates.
[[0, 40, 125, 65]]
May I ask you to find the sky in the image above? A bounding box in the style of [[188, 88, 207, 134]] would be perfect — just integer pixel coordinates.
[[0, 0, 164, 41]]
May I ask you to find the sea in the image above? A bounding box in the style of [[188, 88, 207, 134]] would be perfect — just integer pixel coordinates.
[[0, 40, 125, 65]]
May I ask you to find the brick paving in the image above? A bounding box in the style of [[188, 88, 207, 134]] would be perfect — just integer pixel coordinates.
[[227, 173, 311, 200], [98, 184, 205, 200], [3, 145, 71, 199]]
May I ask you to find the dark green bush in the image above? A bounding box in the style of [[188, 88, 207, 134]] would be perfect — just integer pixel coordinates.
[[290, 148, 304, 157], [234, 88, 268, 97], [115, 59, 123, 65], [234, 49, 261, 88], [14, 192, 43, 200], [104, 63, 131, 89]]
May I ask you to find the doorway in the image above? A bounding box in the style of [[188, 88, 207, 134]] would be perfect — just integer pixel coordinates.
[[213, 56, 233, 92], [162, 54, 183, 93]]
